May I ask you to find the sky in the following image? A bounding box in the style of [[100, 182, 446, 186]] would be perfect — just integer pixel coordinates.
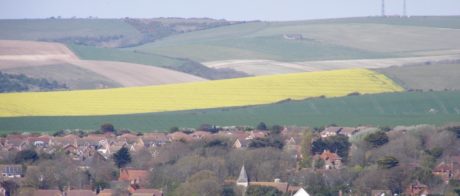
[[0, 0, 459, 21]]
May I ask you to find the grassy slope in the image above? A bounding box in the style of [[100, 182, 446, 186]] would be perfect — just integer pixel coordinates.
[[68, 44, 183, 68], [132, 16, 460, 62], [0, 91, 459, 132], [0, 19, 142, 41], [376, 63, 460, 91], [133, 22, 390, 62]]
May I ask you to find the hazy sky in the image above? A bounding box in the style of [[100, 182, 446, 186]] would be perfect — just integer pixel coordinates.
[[1, 0, 459, 21]]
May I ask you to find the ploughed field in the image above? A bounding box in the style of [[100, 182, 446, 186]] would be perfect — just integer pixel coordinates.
[[0, 69, 403, 117]]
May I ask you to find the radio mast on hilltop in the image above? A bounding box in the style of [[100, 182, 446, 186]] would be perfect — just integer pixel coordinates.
[[403, 0, 407, 17], [381, 0, 386, 17]]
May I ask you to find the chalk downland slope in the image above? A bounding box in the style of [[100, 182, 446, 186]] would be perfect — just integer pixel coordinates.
[[0, 69, 403, 117], [0, 40, 207, 89]]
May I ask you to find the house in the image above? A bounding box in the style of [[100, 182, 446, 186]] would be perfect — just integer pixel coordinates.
[[233, 138, 250, 149], [432, 157, 460, 184], [293, 188, 310, 196], [53, 135, 78, 147], [132, 189, 163, 196], [319, 150, 342, 170], [33, 189, 62, 196], [28, 135, 53, 148], [405, 181, 429, 196], [248, 131, 267, 140], [117, 133, 139, 144], [4, 135, 29, 151], [167, 132, 192, 142], [141, 133, 169, 147], [119, 169, 149, 187], [320, 127, 361, 138], [236, 165, 249, 187], [432, 161, 455, 183], [371, 190, 392, 196], [320, 127, 342, 138], [0, 164, 23, 178], [189, 131, 212, 140], [66, 189, 96, 196]]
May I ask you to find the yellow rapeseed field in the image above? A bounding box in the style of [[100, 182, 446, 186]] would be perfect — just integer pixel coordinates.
[[0, 69, 403, 117]]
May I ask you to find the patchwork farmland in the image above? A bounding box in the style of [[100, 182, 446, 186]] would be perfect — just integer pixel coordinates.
[[0, 69, 402, 117]]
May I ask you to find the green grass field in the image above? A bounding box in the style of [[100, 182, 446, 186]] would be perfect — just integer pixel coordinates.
[[68, 44, 183, 68], [376, 63, 460, 91], [0, 91, 459, 133], [131, 16, 460, 62]]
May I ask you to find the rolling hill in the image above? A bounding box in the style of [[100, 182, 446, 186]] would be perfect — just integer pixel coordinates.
[[0, 40, 207, 89]]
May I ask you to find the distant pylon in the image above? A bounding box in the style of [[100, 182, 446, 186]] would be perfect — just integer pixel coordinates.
[[403, 0, 407, 17], [381, 0, 386, 17]]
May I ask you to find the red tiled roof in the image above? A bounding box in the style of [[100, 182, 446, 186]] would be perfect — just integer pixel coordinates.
[[119, 169, 149, 182], [320, 150, 341, 161]]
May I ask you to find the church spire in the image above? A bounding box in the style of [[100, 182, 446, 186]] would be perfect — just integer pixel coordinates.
[[236, 165, 249, 187]]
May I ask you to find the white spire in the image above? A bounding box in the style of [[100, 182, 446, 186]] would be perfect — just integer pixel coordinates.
[[236, 165, 248, 187]]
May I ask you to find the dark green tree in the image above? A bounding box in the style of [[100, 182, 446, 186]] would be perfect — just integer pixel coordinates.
[[256, 122, 268, 131], [14, 149, 39, 164], [169, 126, 180, 133], [100, 123, 116, 133], [364, 131, 389, 148], [377, 156, 399, 169], [113, 147, 132, 168], [269, 125, 283, 135]]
